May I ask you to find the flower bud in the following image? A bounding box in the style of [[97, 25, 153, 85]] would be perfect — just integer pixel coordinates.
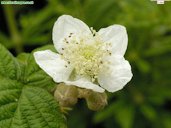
[[85, 90, 108, 111], [54, 83, 78, 107]]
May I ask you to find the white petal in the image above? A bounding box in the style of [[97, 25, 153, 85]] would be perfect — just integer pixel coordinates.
[[33, 50, 73, 83], [98, 25, 128, 56], [64, 77, 105, 93], [52, 15, 91, 53], [98, 55, 132, 92]]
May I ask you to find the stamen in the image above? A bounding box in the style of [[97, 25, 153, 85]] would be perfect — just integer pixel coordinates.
[[62, 32, 111, 82]]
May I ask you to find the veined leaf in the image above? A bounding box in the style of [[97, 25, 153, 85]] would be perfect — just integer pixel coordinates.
[[0, 44, 67, 128], [17, 51, 55, 90], [0, 44, 21, 80], [10, 86, 66, 128]]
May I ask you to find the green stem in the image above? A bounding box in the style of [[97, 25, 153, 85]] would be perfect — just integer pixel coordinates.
[[3, 5, 23, 54]]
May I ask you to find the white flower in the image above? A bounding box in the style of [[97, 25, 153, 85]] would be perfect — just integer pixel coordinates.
[[34, 15, 133, 93]]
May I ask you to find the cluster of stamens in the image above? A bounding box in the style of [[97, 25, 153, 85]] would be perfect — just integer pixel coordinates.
[[60, 29, 112, 82]]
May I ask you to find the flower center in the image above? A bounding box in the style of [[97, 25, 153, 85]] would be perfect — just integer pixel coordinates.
[[61, 31, 111, 81]]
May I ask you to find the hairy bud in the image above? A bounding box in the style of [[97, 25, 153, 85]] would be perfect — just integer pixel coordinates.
[[54, 83, 78, 107], [83, 90, 108, 111]]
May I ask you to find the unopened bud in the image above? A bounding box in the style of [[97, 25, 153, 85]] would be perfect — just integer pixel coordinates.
[[85, 91, 108, 111], [54, 83, 78, 107]]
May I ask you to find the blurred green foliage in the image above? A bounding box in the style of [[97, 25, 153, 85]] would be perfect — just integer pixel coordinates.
[[0, 0, 171, 128]]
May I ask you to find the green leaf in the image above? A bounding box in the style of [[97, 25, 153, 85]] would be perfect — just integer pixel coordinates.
[[17, 52, 55, 90], [0, 44, 21, 80], [0, 44, 67, 128], [10, 86, 66, 128]]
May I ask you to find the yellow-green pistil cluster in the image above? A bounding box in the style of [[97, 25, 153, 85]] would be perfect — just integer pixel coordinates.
[[61, 32, 112, 82]]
